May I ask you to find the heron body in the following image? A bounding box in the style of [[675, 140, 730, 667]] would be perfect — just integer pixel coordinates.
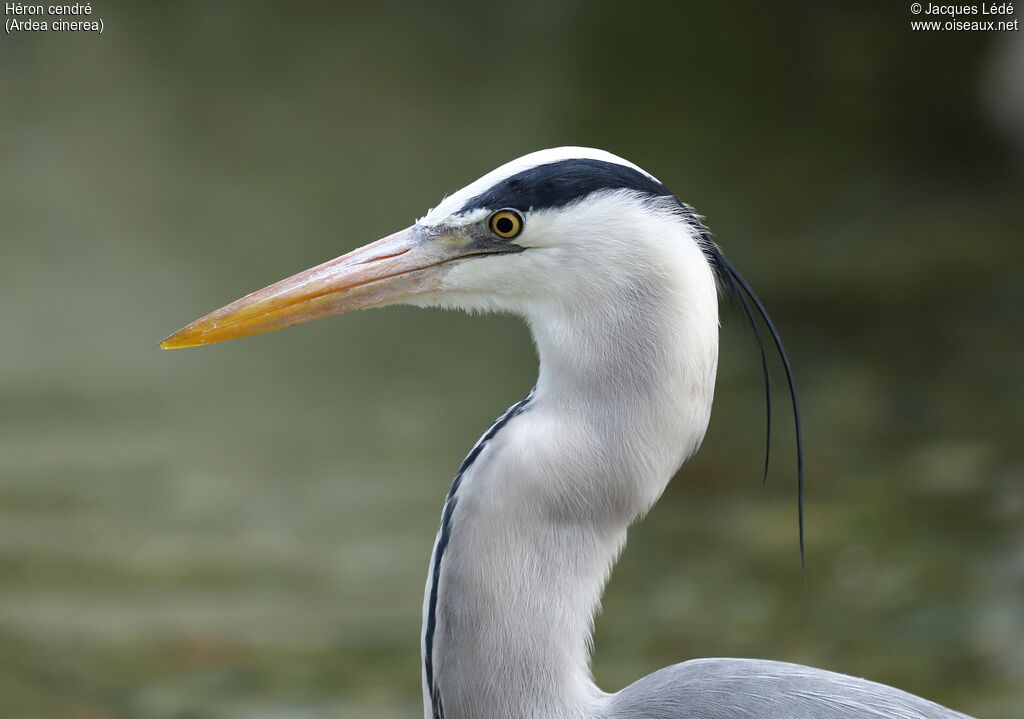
[[162, 147, 973, 719]]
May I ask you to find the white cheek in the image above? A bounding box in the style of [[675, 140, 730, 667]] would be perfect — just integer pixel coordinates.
[[434, 251, 553, 315], [438, 257, 522, 312]]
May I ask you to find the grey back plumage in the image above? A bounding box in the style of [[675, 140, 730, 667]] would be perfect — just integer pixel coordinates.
[[608, 658, 973, 719]]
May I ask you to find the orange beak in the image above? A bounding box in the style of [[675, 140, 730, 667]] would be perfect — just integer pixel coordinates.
[[160, 226, 459, 349]]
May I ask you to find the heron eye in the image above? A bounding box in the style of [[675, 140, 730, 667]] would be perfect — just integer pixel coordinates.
[[488, 210, 524, 239]]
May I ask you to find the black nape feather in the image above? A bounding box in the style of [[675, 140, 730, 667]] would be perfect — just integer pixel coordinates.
[[680, 204, 806, 575]]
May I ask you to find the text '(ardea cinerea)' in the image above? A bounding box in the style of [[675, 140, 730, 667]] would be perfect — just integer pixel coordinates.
[[161, 147, 973, 719]]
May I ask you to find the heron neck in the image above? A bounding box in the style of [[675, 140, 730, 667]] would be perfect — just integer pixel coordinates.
[[424, 263, 719, 719]]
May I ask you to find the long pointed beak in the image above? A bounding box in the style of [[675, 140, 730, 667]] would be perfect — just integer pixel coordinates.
[[160, 226, 459, 349]]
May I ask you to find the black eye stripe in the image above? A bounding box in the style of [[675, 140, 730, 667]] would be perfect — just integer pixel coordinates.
[[460, 158, 672, 215]]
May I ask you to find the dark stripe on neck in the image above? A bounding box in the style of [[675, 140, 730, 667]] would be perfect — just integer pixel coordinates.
[[458, 158, 672, 214], [424, 389, 535, 719]]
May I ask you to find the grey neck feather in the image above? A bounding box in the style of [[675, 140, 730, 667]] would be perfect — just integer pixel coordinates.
[[422, 232, 720, 719]]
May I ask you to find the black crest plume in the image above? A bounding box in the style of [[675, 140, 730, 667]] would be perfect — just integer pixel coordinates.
[[680, 204, 806, 574]]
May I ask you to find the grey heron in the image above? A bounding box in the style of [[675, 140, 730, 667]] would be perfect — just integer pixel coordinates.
[[161, 147, 973, 719]]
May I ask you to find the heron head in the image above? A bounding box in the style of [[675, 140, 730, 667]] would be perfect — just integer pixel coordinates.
[[159, 147, 718, 349], [159, 146, 804, 565]]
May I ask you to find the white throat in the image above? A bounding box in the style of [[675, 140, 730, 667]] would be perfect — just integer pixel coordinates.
[[421, 215, 720, 719]]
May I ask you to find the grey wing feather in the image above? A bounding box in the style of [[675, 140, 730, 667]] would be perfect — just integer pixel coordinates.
[[607, 658, 974, 719]]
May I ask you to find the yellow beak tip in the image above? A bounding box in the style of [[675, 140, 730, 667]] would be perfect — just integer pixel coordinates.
[[159, 333, 198, 350]]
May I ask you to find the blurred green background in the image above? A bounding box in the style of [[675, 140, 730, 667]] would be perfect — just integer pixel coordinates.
[[2, 2, 1022, 718]]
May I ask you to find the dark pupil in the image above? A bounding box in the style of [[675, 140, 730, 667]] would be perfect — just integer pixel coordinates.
[[495, 216, 515, 235]]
